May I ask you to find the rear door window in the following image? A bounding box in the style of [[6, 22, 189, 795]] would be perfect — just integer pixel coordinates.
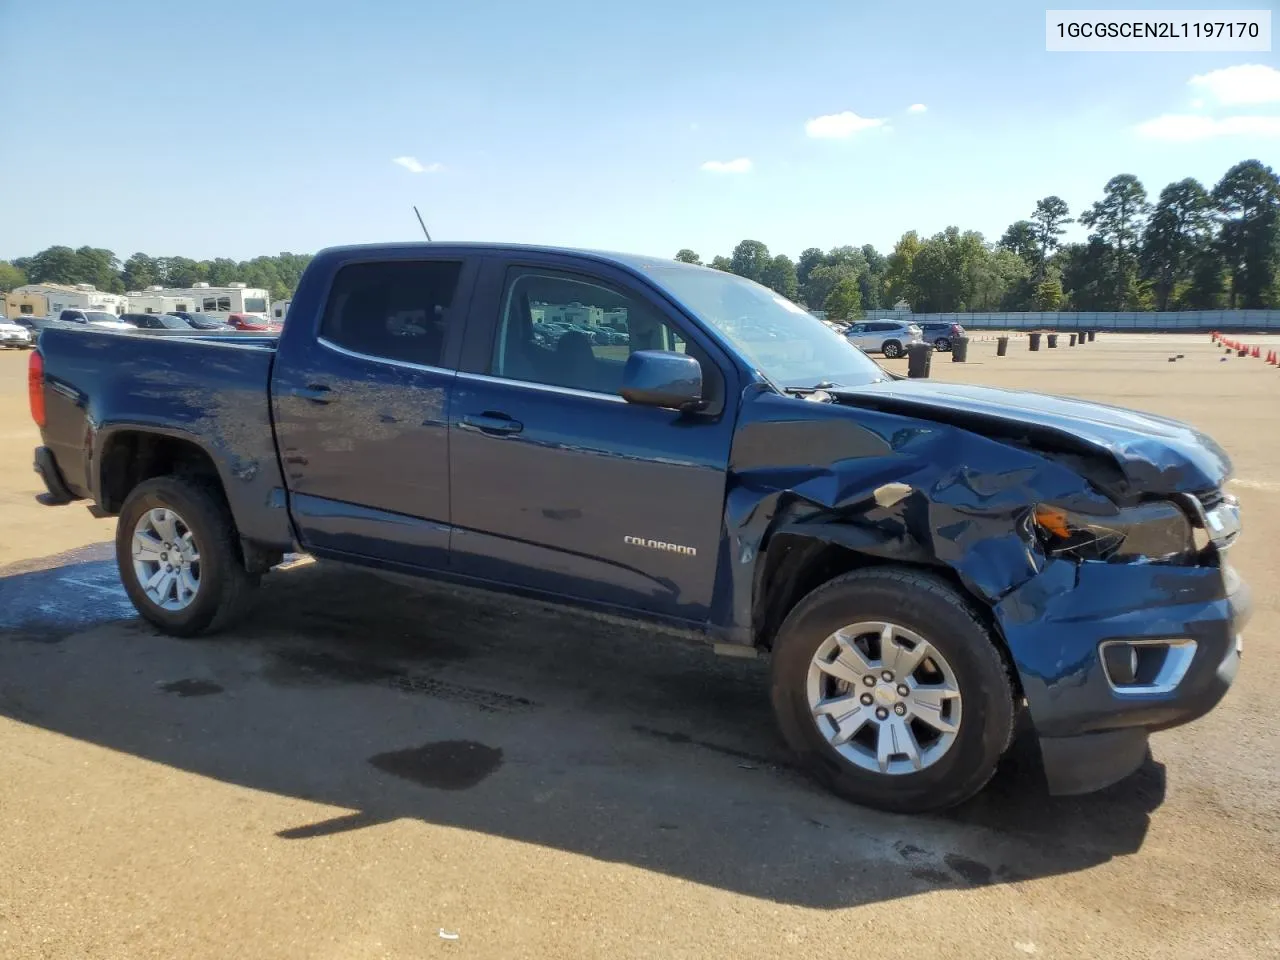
[[319, 260, 464, 368]]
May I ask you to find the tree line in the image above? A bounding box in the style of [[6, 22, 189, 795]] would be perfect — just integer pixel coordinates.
[[675, 158, 1280, 318], [0, 248, 313, 302], [4, 158, 1276, 316]]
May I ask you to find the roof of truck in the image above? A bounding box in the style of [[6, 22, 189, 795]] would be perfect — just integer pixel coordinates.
[[314, 242, 705, 274]]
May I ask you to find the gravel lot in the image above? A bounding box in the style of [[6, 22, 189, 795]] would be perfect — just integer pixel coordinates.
[[1, 335, 1277, 960]]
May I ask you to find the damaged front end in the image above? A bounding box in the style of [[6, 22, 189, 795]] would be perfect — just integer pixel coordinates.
[[722, 383, 1248, 795]]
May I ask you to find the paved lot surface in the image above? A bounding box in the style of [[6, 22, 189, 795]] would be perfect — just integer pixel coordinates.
[[1, 336, 1278, 960]]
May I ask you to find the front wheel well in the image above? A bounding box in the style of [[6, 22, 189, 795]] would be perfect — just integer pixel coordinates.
[[753, 539, 1020, 695]]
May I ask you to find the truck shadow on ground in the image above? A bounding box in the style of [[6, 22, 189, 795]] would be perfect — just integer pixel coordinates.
[[0, 554, 1165, 910]]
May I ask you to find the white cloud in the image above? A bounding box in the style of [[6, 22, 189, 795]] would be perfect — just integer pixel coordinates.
[[1189, 98, 1205, 110], [804, 111, 886, 139], [1136, 113, 1280, 142], [1189, 64, 1280, 105], [700, 157, 752, 173], [391, 156, 444, 174], [907, 103, 927, 114]]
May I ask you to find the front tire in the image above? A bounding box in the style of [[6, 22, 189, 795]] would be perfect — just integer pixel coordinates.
[[881, 340, 903, 359], [116, 476, 258, 637], [770, 567, 1015, 813], [934, 337, 951, 352]]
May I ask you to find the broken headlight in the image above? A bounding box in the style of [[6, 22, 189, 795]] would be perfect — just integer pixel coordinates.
[[1033, 501, 1195, 563]]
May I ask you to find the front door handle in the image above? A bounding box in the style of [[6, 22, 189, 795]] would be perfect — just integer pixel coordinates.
[[461, 412, 524, 436]]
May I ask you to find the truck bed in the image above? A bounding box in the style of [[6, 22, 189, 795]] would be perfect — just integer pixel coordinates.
[[36, 327, 291, 546]]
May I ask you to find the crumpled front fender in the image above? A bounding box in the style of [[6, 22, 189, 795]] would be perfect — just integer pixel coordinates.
[[718, 390, 1112, 636]]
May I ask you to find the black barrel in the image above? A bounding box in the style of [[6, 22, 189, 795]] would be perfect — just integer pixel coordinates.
[[1088, 330, 1096, 342], [997, 336, 1009, 356], [1069, 333, 1077, 346], [906, 341, 933, 378], [951, 336, 970, 362], [1029, 332, 1042, 351], [1048, 333, 1059, 348]]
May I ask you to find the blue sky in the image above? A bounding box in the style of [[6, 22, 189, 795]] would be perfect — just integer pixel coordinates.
[[1, 0, 1276, 263]]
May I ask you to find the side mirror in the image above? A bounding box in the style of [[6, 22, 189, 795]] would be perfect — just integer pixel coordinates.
[[620, 350, 703, 410]]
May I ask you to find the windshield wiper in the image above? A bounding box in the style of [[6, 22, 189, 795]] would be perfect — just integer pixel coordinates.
[[783, 380, 838, 395]]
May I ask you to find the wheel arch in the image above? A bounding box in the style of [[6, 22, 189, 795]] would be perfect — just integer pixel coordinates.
[[753, 529, 1021, 697], [96, 425, 287, 574], [97, 426, 226, 515]]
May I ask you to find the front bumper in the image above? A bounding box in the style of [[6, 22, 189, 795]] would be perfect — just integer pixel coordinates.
[[995, 558, 1249, 795]]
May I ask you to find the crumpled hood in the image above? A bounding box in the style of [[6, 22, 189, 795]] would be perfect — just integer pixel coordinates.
[[829, 380, 1231, 497]]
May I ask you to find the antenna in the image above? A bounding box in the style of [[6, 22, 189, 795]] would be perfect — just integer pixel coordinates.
[[413, 206, 432, 242]]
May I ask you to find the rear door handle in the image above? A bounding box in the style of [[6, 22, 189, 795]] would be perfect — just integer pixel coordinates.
[[461, 412, 524, 436], [292, 384, 333, 404]]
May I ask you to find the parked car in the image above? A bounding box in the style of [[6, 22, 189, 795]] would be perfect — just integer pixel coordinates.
[[918, 321, 966, 352], [843, 319, 923, 358], [227, 313, 272, 331], [122, 313, 192, 331], [0, 319, 33, 348], [29, 243, 1247, 814], [57, 309, 135, 330], [167, 311, 235, 332]]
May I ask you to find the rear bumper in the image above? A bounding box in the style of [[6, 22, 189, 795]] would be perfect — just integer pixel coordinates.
[[996, 559, 1249, 795], [33, 445, 78, 504]]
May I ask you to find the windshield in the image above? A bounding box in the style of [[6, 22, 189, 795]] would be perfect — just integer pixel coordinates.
[[85, 311, 118, 324], [644, 266, 888, 389]]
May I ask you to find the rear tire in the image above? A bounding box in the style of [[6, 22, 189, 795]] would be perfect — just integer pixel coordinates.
[[882, 340, 902, 359], [934, 337, 951, 352], [770, 567, 1015, 813], [116, 476, 258, 637]]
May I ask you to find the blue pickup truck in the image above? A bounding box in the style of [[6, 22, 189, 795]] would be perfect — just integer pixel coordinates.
[[29, 243, 1249, 812]]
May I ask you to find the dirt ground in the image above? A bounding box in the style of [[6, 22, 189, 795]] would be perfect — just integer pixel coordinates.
[[1, 334, 1277, 960]]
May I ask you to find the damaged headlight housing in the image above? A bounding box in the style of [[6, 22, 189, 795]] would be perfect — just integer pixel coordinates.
[[1033, 501, 1195, 563]]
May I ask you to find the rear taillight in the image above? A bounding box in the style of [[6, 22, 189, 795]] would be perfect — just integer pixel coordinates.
[[28, 350, 45, 427]]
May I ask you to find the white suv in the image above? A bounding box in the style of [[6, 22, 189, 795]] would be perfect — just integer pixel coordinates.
[[844, 319, 923, 358], [0, 319, 33, 348]]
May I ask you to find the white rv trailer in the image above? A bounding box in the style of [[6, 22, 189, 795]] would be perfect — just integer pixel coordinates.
[[124, 282, 271, 322]]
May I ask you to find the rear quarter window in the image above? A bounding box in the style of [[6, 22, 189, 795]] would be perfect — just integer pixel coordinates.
[[319, 260, 463, 368]]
